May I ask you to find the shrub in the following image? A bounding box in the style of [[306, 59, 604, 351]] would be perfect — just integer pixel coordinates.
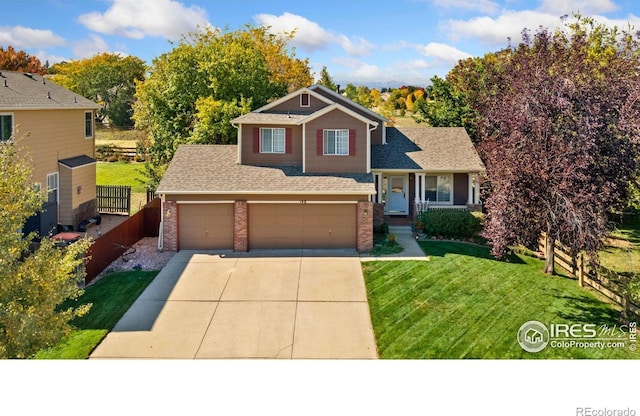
[[418, 210, 483, 238], [373, 222, 389, 235]]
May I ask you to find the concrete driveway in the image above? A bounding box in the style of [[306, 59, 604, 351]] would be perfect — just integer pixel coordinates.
[[90, 250, 377, 359]]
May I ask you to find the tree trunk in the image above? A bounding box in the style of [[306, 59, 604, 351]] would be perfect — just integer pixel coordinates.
[[544, 232, 556, 275]]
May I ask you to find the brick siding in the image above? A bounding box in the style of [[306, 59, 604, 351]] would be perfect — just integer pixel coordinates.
[[162, 200, 177, 251], [234, 200, 248, 252], [357, 201, 373, 252]]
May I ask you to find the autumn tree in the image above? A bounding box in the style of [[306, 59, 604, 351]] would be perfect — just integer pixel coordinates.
[[51, 53, 146, 127], [0, 46, 46, 74], [133, 25, 313, 188], [413, 76, 478, 141], [317, 66, 337, 91], [476, 18, 640, 274], [0, 139, 91, 358]]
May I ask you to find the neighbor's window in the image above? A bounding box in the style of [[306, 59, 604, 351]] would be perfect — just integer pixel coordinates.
[[323, 129, 348, 155], [425, 175, 452, 203], [260, 127, 285, 153], [300, 93, 310, 107], [0, 114, 13, 141], [46, 172, 59, 204], [84, 111, 93, 138]]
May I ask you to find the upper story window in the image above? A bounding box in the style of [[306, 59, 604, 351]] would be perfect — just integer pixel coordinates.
[[84, 111, 93, 138], [260, 127, 285, 153], [0, 114, 13, 141], [300, 93, 310, 107], [425, 175, 452, 203], [323, 129, 349, 156]]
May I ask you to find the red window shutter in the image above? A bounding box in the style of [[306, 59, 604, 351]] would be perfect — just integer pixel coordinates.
[[253, 128, 260, 153], [349, 129, 356, 156], [317, 129, 324, 155], [286, 128, 292, 154]]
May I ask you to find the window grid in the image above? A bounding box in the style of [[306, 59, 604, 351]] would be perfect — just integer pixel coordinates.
[[85, 111, 93, 138], [260, 128, 285, 153], [323, 129, 349, 155]]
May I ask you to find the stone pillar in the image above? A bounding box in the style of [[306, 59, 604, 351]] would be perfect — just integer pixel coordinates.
[[357, 201, 373, 252], [234, 200, 248, 252], [162, 200, 178, 252]]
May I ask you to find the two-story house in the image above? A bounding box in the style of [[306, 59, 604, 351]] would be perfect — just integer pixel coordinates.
[[156, 84, 485, 252], [0, 70, 99, 237]]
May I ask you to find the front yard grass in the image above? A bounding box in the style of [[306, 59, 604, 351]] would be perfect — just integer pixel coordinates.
[[362, 241, 639, 359], [35, 270, 157, 359]]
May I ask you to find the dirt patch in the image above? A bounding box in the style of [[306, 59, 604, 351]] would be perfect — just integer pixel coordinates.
[[91, 237, 175, 284]]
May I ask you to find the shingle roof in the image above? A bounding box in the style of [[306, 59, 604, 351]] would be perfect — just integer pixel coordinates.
[[156, 145, 375, 195], [0, 70, 98, 109], [372, 127, 486, 172], [59, 155, 96, 168], [231, 112, 307, 125]]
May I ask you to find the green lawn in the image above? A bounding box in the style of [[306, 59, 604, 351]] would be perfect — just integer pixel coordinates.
[[601, 214, 640, 275], [35, 270, 157, 359], [96, 161, 147, 193], [363, 241, 639, 359]]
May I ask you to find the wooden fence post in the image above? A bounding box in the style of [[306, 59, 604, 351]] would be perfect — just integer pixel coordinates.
[[578, 253, 584, 287]]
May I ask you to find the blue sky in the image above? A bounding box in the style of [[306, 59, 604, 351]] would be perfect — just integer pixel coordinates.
[[2, 0, 640, 86]]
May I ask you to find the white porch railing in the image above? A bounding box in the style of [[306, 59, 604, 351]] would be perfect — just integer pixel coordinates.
[[415, 201, 469, 216]]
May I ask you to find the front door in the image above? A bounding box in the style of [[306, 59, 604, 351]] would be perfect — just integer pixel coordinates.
[[387, 176, 407, 214]]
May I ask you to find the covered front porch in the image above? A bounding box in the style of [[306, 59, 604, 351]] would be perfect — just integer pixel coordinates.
[[371, 171, 482, 223]]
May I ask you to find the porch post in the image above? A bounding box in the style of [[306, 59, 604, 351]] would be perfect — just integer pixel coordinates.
[[414, 173, 420, 203], [474, 174, 480, 204], [420, 173, 426, 203], [375, 173, 383, 203], [468, 174, 473, 204]]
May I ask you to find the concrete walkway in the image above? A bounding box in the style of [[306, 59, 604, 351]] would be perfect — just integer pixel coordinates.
[[91, 250, 377, 359], [360, 225, 429, 261]]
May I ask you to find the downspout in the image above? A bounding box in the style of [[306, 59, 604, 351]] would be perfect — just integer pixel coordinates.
[[157, 194, 165, 251], [231, 122, 241, 164], [367, 123, 377, 174]]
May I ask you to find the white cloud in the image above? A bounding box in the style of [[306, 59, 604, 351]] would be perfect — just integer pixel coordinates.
[[338, 35, 374, 57], [417, 42, 472, 63], [78, 0, 209, 40], [254, 12, 375, 57], [432, 0, 500, 15], [34, 50, 69, 66], [0, 26, 65, 49], [538, 0, 618, 15], [445, 10, 564, 46], [255, 12, 333, 52], [71, 34, 127, 59]]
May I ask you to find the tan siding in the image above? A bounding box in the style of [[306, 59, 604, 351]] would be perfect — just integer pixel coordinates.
[[267, 94, 329, 113], [71, 164, 97, 208], [304, 110, 368, 173], [13, 109, 94, 186], [58, 167, 73, 225], [241, 124, 302, 166], [165, 194, 369, 202]]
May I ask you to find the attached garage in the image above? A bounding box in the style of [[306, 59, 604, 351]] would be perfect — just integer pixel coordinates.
[[178, 204, 234, 250], [249, 203, 356, 249]]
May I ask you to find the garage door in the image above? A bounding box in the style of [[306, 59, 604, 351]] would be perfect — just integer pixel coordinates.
[[179, 204, 234, 250], [249, 203, 356, 249]]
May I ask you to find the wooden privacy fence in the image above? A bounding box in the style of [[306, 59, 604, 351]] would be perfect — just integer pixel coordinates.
[[96, 185, 131, 215], [539, 234, 640, 317], [84, 198, 161, 285]]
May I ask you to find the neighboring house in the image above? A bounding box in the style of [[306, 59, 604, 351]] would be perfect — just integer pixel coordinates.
[[0, 70, 99, 237], [156, 84, 485, 252]]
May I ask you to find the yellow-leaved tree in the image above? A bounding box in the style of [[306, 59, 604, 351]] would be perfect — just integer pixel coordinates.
[[0, 138, 91, 358]]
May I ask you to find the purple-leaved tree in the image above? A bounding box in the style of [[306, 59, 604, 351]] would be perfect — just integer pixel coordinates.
[[477, 18, 640, 273]]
